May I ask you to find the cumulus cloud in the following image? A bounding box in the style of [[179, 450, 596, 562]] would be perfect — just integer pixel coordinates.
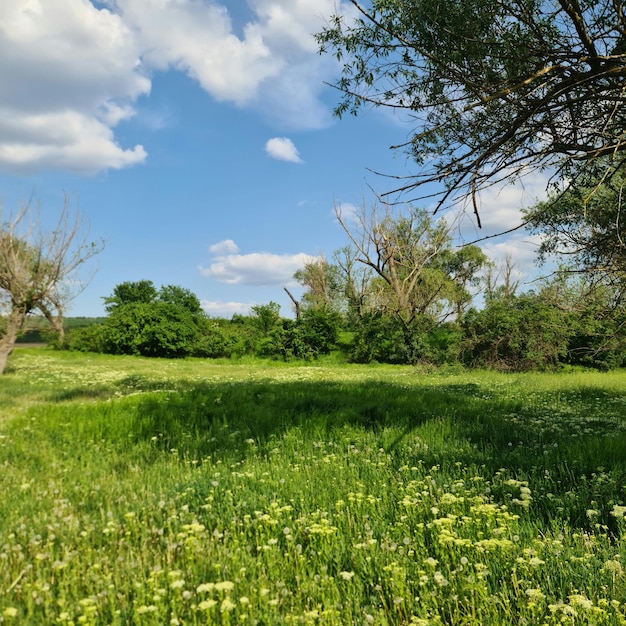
[[0, 0, 355, 174], [201, 300, 256, 317], [0, 2, 149, 173], [209, 239, 240, 255], [113, 0, 283, 105], [200, 240, 316, 286], [265, 137, 303, 163], [445, 170, 554, 288]]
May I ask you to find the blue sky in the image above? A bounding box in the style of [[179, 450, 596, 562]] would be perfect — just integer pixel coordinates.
[[0, 0, 548, 318]]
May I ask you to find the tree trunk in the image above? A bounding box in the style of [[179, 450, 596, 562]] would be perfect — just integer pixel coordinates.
[[0, 305, 28, 375], [40, 304, 65, 347]]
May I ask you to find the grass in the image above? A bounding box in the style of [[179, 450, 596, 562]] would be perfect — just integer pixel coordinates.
[[0, 348, 625, 624]]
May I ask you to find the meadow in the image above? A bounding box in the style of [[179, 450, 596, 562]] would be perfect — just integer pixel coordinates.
[[1, 349, 625, 625]]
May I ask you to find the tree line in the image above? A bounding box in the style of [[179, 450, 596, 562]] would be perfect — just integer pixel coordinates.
[[59, 200, 626, 371]]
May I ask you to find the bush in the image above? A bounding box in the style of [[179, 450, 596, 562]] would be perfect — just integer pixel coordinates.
[[63, 324, 107, 353], [462, 293, 572, 371], [101, 302, 203, 358]]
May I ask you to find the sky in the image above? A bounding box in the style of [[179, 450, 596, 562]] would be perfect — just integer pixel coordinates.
[[0, 0, 550, 318]]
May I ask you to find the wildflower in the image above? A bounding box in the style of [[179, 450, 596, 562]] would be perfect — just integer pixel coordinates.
[[3, 607, 18, 619], [214, 581, 235, 592], [525, 588, 545, 602], [220, 598, 236, 612], [610, 505, 626, 518], [602, 560, 623, 576], [569, 595, 593, 610], [198, 599, 217, 610], [197, 583, 215, 593], [340, 571, 355, 580]]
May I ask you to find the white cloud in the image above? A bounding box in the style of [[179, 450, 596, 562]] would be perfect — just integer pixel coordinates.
[[209, 239, 240, 255], [201, 300, 255, 317], [113, 0, 284, 105], [0, 1, 149, 173], [334, 201, 360, 223], [265, 137, 303, 163], [200, 240, 316, 285], [452, 169, 551, 241], [0, 0, 354, 173]]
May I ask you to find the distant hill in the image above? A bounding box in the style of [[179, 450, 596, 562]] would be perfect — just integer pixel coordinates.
[[15, 316, 106, 344]]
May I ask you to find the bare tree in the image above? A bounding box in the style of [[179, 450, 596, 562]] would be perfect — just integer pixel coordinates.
[[484, 255, 522, 301], [335, 201, 454, 330], [0, 198, 102, 374]]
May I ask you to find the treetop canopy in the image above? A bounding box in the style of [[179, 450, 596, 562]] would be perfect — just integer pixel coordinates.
[[318, 0, 626, 224]]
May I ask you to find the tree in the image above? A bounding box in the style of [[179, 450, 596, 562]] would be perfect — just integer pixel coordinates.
[[0, 199, 101, 374], [335, 201, 488, 363], [524, 162, 626, 284], [336, 201, 487, 328], [538, 270, 626, 368], [318, 1, 626, 222], [97, 281, 208, 358], [294, 257, 344, 311], [102, 301, 204, 358], [158, 284, 203, 315], [462, 291, 572, 371], [103, 280, 158, 312], [250, 302, 282, 335]]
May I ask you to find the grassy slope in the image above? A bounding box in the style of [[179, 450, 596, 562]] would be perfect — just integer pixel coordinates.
[[0, 349, 625, 624]]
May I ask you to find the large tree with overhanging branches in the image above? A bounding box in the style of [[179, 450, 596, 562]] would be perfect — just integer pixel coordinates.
[[318, 0, 626, 225]]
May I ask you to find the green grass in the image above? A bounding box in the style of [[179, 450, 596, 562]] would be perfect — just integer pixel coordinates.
[[1, 349, 625, 624]]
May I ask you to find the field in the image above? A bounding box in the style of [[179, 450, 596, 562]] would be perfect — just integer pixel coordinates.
[[1, 349, 625, 625]]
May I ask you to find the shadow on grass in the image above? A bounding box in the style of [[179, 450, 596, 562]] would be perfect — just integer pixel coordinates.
[[121, 377, 626, 532], [124, 379, 623, 464], [33, 374, 625, 532]]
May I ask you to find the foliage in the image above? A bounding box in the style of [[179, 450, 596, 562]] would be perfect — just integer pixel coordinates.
[[156, 284, 203, 315], [100, 302, 204, 358], [318, 0, 626, 218], [298, 306, 342, 356], [540, 272, 626, 370], [282, 307, 343, 360], [350, 312, 462, 365], [103, 279, 158, 312], [294, 257, 345, 311], [1, 350, 626, 624], [331, 202, 487, 364], [63, 322, 107, 353], [96, 281, 208, 358], [462, 292, 573, 371], [525, 162, 626, 282]]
